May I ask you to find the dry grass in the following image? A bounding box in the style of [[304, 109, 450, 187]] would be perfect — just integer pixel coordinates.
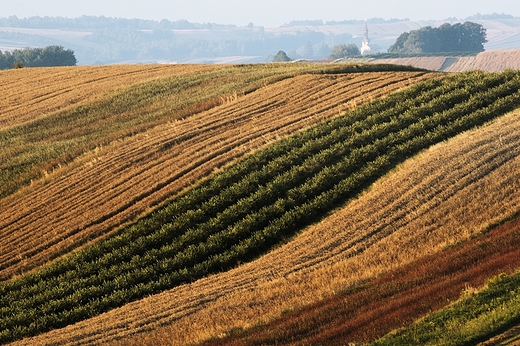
[[0, 64, 212, 129], [0, 71, 431, 281], [373, 57, 447, 71], [202, 218, 520, 345], [442, 56, 477, 72], [374, 49, 520, 73], [473, 49, 520, 72], [13, 106, 520, 346]]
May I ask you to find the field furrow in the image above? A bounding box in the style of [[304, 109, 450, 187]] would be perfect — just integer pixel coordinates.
[[0, 71, 431, 281], [13, 104, 520, 345], [0, 65, 212, 128]]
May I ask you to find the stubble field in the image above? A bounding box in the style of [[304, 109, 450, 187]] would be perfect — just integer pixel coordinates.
[[0, 67, 431, 282], [1, 63, 520, 346]]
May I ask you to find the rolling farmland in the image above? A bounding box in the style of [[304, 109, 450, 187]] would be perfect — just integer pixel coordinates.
[[1, 63, 520, 346], [0, 67, 431, 281], [44, 106, 519, 346]]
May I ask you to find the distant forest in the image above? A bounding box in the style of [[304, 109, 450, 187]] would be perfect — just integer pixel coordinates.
[[0, 16, 368, 64], [0, 45, 76, 69], [0, 14, 514, 64]]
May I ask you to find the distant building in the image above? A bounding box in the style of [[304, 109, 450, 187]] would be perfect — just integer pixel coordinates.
[[361, 20, 371, 55]]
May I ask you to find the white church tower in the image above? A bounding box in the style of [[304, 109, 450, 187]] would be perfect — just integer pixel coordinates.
[[361, 20, 371, 55]]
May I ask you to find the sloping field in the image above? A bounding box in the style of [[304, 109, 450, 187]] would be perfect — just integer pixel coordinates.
[[4, 63, 352, 200], [0, 70, 431, 281], [374, 49, 520, 73], [472, 49, 520, 72], [109, 109, 519, 346], [442, 50, 520, 72], [0, 64, 212, 128], [373, 56, 446, 71], [203, 218, 520, 346], [6, 71, 520, 345], [441, 56, 477, 72]]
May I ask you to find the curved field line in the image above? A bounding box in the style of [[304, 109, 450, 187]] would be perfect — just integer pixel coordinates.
[[0, 65, 212, 128], [0, 71, 432, 281], [12, 109, 520, 346]]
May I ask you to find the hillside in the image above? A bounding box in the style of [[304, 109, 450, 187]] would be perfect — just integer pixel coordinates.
[[1, 64, 520, 346], [0, 65, 430, 282], [372, 49, 520, 72]]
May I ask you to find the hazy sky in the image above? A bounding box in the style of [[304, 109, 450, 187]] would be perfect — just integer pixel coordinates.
[[3, 0, 520, 27]]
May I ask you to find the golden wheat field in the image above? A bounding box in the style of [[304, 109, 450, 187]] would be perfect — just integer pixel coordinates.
[[0, 65, 214, 128], [0, 68, 432, 282], [10, 94, 520, 345]]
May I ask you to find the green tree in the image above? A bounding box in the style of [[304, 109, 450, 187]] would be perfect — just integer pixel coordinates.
[[388, 32, 410, 53], [404, 26, 440, 53], [272, 50, 292, 62], [316, 42, 331, 59], [0, 45, 77, 69], [328, 44, 360, 59], [388, 21, 486, 54], [459, 21, 487, 51]]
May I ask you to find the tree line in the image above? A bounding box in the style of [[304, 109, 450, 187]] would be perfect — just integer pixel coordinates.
[[0, 45, 77, 69], [388, 22, 487, 54]]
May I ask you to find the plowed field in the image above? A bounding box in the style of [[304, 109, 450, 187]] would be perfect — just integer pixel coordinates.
[[14, 102, 520, 345], [0, 70, 432, 281]]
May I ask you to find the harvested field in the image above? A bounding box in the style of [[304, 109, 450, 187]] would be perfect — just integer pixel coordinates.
[[14, 107, 520, 346], [0, 71, 432, 281], [441, 56, 477, 72], [373, 57, 446, 71], [373, 49, 520, 72], [441, 50, 520, 72], [472, 49, 520, 72], [204, 218, 520, 345], [0, 64, 211, 128]]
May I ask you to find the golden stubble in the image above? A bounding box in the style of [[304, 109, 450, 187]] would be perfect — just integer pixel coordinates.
[[0, 71, 432, 281], [13, 110, 520, 345], [0, 64, 213, 129]]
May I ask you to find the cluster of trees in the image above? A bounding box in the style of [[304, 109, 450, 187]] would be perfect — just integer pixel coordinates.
[[274, 43, 361, 62], [388, 22, 487, 54], [328, 44, 360, 59], [0, 45, 77, 69]]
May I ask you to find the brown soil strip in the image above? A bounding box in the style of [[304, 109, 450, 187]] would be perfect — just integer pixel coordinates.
[[203, 218, 520, 345]]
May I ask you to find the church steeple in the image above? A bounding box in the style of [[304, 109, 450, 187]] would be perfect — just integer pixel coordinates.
[[363, 20, 369, 43], [361, 20, 371, 55]]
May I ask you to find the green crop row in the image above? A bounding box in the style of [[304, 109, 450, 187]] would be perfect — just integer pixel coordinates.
[[1, 70, 520, 343]]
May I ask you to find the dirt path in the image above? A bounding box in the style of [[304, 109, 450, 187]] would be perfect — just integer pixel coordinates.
[[11, 105, 520, 345]]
